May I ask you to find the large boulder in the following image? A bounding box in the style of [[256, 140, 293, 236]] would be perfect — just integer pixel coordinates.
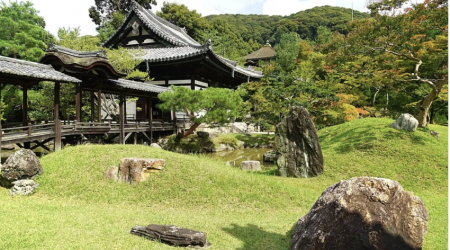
[[9, 179, 38, 196], [290, 177, 428, 250], [1, 149, 43, 182], [391, 113, 419, 132], [131, 224, 211, 248], [119, 158, 165, 184], [275, 106, 323, 178]]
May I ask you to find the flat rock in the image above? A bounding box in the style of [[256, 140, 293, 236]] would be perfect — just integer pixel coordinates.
[[240, 161, 261, 171], [1, 149, 43, 181], [1, 144, 15, 150], [119, 158, 165, 184], [9, 179, 38, 196], [105, 166, 118, 181], [131, 224, 211, 249], [290, 177, 428, 250], [391, 113, 418, 132]]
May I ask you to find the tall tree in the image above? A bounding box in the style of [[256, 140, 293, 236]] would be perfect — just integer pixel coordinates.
[[0, 1, 53, 61], [340, 0, 448, 127]]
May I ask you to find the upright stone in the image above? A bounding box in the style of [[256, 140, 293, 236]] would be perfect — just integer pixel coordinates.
[[240, 161, 262, 171], [118, 158, 165, 184], [105, 166, 118, 181], [274, 106, 323, 178], [291, 177, 428, 250], [391, 113, 419, 132], [1, 149, 43, 181]]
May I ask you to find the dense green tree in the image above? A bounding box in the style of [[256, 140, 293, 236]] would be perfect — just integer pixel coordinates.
[[88, 0, 156, 26], [156, 2, 210, 42], [0, 1, 53, 61], [158, 87, 242, 138]]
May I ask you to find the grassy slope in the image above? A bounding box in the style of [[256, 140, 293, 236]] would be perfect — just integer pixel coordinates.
[[0, 118, 447, 249]]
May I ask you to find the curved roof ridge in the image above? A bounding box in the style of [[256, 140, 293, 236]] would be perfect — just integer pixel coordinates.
[[46, 44, 107, 58]]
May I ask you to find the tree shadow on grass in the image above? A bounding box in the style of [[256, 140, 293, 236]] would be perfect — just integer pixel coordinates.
[[222, 223, 290, 250]]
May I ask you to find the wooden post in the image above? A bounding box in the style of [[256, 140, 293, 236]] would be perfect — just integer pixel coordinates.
[[172, 110, 176, 130], [149, 98, 153, 143], [124, 95, 127, 124], [76, 83, 82, 122], [54, 82, 61, 151], [119, 94, 125, 144], [54, 120, 61, 151], [27, 123, 32, 136], [23, 84, 31, 149], [191, 77, 195, 90], [0, 83, 2, 160], [134, 132, 137, 145], [90, 92, 95, 123], [97, 88, 102, 123]]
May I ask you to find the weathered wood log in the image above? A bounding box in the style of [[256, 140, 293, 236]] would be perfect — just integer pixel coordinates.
[[130, 224, 211, 248]]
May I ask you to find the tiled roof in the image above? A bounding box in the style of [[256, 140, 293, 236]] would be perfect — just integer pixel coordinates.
[[244, 46, 276, 60], [102, 0, 200, 47], [109, 78, 168, 93], [141, 45, 207, 62], [46, 44, 107, 58], [212, 54, 263, 78], [0, 55, 81, 83]]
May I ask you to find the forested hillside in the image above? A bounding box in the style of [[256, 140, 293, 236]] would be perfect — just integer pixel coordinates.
[[206, 6, 369, 45]]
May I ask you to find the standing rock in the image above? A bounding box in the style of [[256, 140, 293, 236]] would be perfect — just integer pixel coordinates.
[[105, 166, 118, 181], [1, 149, 43, 181], [119, 158, 165, 184], [274, 106, 323, 178], [290, 177, 428, 250], [391, 113, 419, 132], [9, 179, 39, 196], [240, 161, 261, 171]]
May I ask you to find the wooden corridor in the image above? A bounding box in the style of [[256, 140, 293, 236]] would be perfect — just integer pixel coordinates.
[[1, 120, 177, 152]]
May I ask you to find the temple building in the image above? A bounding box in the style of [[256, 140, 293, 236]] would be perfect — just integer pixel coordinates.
[[102, 0, 263, 89], [243, 41, 276, 67]]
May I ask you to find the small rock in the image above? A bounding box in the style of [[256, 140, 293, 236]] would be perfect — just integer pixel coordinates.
[[253, 143, 259, 148], [1, 144, 15, 150], [105, 166, 118, 181], [430, 130, 439, 140], [119, 158, 165, 184], [263, 151, 277, 162], [131, 224, 211, 249], [150, 143, 162, 149], [240, 161, 261, 171], [212, 143, 227, 152], [9, 179, 38, 196], [390, 113, 419, 132]]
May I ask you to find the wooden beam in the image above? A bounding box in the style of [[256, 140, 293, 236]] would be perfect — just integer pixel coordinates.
[[97, 87, 102, 122], [90, 92, 95, 122], [191, 76, 195, 90], [54, 82, 61, 151], [22, 84, 28, 126], [54, 120, 61, 151], [149, 98, 153, 143], [124, 95, 127, 124], [0, 83, 2, 159], [119, 94, 125, 144], [76, 83, 82, 122]]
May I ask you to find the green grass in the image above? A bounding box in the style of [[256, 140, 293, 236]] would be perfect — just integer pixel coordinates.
[[0, 118, 447, 249]]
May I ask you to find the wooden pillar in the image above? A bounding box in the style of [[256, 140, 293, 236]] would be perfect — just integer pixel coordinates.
[[0, 83, 2, 159], [165, 79, 169, 87], [22, 84, 28, 126], [23, 84, 30, 149], [90, 92, 95, 122], [119, 94, 125, 144], [75, 83, 82, 122], [97, 87, 102, 123], [190, 76, 195, 90], [149, 98, 153, 143], [124, 95, 127, 124], [172, 110, 176, 130], [54, 82, 61, 151]]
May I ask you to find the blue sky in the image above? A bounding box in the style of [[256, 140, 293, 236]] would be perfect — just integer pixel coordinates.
[[26, 0, 422, 37]]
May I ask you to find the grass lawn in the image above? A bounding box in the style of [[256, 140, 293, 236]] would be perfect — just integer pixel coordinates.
[[0, 118, 447, 249]]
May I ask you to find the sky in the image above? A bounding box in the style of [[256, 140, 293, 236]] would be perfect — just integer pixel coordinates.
[[25, 0, 422, 37]]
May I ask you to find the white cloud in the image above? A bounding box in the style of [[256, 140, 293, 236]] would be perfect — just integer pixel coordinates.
[[27, 0, 98, 37]]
